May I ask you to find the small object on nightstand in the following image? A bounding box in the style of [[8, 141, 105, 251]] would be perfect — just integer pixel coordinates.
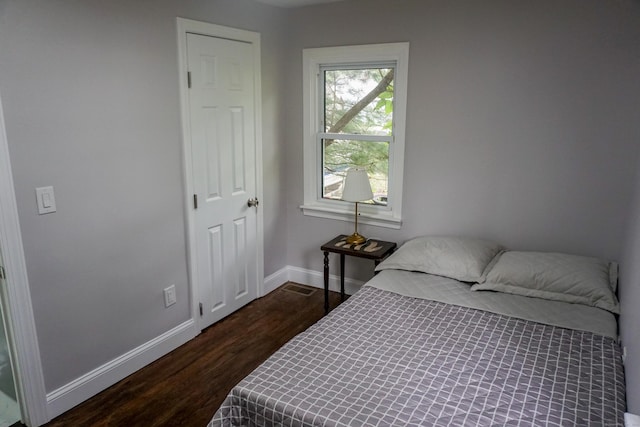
[[353, 242, 366, 251], [363, 241, 382, 252], [321, 235, 397, 314]]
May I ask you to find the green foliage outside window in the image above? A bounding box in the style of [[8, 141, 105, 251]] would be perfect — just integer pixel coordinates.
[[322, 67, 394, 204]]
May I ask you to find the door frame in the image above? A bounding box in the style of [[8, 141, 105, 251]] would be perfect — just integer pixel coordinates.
[[0, 93, 48, 424], [176, 18, 265, 330]]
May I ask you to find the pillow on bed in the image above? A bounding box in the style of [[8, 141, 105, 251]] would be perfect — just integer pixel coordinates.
[[471, 251, 620, 314], [375, 236, 504, 282]]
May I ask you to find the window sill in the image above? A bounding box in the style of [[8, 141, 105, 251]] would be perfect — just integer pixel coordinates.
[[300, 203, 402, 230]]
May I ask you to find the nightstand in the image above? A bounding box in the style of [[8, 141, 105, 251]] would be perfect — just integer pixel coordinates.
[[320, 235, 397, 313]]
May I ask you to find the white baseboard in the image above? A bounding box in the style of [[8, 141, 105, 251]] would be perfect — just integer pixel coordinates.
[[44, 266, 360, 421], [46, 319, 197, 420], [263, 267, 290, 295], [263, 265, 364, 296]]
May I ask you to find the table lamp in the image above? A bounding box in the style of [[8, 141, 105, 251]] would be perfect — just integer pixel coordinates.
[[342, 168, 373, 245]]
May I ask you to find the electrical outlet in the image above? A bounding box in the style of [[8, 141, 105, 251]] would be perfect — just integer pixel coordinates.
[[164, 285, 176, 307]]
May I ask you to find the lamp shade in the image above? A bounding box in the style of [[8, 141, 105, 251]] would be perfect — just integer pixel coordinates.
[[342, 168, 373, 202]]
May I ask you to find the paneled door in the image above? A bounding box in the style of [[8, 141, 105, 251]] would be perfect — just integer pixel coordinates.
[[186, 32, 260, 330]]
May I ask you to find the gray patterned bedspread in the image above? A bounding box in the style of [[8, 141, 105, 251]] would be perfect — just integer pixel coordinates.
[[209, 286, 626, 426]]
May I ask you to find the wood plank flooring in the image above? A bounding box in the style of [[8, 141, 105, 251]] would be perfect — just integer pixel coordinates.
[[44, 283, 343, 427]]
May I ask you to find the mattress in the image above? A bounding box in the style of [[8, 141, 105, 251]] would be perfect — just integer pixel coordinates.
[[368, 269, 619, 339], [209, 271, 626, 426]]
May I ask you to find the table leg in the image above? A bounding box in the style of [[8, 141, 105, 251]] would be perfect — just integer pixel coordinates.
[[340, 253, 345, 301], [323, 251, 329, 314]]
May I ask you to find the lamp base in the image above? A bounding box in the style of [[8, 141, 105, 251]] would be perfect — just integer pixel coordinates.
[[346, 232, 367, 245]]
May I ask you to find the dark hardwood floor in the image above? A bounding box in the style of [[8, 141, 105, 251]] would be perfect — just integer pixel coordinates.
[[44, 283, 343, 427]]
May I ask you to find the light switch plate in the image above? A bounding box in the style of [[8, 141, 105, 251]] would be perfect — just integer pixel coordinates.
[[35, 186, 56, 214]]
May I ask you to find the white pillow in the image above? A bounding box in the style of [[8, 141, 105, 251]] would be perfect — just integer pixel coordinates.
[[375, 236, 504, 282], [471, 251, 619, 314]]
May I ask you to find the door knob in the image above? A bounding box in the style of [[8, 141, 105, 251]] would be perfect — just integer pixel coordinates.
[[247, 197, 259, 208]]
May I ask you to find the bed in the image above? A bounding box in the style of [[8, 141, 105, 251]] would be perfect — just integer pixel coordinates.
[[209, 236, 626, 426]]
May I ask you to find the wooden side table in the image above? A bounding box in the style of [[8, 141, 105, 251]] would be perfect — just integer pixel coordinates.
[[321, 235, 397, 313]]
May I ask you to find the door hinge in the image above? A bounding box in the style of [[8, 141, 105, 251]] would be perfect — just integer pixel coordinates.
[[193, 194, 198, 210], [187, 71, 191, 89], [199, 302, 203, 316], [0, 266, 5, 280]]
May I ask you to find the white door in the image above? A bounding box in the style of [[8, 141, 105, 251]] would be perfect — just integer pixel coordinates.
[[187, 32, 260, 329]]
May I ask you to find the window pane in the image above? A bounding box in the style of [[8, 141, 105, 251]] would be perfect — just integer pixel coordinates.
[[322, 138, 389, 205], [323, 68, 394, 136]]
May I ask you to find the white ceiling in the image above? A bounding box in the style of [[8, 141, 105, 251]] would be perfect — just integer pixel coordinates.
[[254, 0, 345, 7]]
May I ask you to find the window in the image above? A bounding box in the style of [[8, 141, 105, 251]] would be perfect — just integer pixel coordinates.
[[321, 66, 393, 204], [302, 43, 409, 228]]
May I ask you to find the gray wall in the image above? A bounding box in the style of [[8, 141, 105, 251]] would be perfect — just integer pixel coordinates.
[[284, 0, 640, 273], [0, 0, 288, 392], [283, 0, 640, 408], [621, 160, 640, 413]]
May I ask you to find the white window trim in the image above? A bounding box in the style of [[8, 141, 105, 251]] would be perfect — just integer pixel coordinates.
[[301, 42, 409, 229]]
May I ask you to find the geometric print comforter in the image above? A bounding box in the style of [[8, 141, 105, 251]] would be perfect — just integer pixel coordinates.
[[209, 286, 626, 426]]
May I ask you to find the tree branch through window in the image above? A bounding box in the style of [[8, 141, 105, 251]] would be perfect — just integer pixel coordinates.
[[325, 69, 394, 147]]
